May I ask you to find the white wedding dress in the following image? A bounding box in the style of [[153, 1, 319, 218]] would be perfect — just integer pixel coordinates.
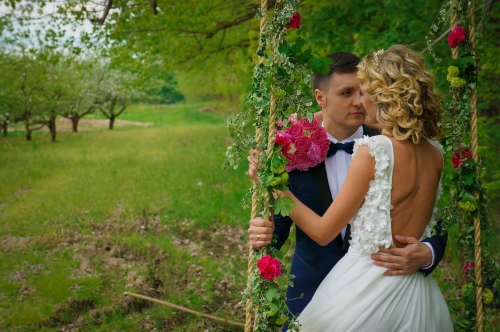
[[294, 135, 453, 332]]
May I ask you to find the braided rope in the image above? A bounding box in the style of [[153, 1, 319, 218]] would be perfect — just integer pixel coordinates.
[[468, 3, 484, 331], [245, 1, 268, 331], [450, 12, 459, 59]]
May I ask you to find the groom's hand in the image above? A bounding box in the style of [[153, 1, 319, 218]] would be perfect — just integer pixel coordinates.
[[248, 217, 274, 249], [371, 235, 432, 276]]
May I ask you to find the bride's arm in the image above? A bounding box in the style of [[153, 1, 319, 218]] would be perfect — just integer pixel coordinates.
[[280, 145, 375, 246]]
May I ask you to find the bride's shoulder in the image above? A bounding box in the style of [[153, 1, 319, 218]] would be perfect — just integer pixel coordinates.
[[354, 135, 393, 155]]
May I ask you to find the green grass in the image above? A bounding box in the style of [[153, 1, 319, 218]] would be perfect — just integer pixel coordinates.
[[0, 103, 250, 331], [87, 102, 230, 127]]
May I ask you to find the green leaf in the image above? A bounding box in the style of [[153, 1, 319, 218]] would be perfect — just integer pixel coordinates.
[[266, 287, 280, 302], [308, 56, 334, 76], [463, 172, 477, 186], [274, 196, 295, 216], [278, 43, 291, 56]]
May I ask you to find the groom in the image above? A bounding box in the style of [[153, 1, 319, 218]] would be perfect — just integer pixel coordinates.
[[248, 52, 448, 322]]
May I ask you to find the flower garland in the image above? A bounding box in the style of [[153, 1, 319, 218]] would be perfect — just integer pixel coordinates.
[[224, 1, 332, 330], [426, 1, 499, 330]]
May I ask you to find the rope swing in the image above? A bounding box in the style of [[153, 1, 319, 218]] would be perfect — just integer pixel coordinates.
[[465, 3, 484, 331]]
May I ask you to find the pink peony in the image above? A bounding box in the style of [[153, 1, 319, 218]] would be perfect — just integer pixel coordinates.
[[308, 143, 323, 164], [275, 130, 292, 150], [447, 26, 466, 49], [286, 123, 304, 138], [257, 255, 282, 280], [294, 136, 311, 152], [286, 11, 301, 30]]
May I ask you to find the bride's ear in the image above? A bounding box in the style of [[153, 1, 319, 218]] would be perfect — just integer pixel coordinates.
[[314, 89, 326, 108]]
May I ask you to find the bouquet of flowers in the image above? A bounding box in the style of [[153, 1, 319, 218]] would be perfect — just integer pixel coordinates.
[[276, 114, 330, 172]]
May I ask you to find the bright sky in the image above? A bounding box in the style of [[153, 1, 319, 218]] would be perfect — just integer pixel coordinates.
[[0, 1, 97, 50]]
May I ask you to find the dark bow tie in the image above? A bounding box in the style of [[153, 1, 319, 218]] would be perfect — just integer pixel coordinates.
[[327, 141, 355, 157]]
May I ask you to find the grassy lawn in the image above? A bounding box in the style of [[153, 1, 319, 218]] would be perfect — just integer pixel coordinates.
[[1, 102, 498, 331], [0, 103, 252, 331]]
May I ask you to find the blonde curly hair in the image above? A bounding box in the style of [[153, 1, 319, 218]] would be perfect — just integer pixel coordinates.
[[357, 45, 443, 144]]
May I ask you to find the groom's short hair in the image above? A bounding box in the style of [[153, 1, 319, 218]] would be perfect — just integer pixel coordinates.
[[312, 52, 361, 91]]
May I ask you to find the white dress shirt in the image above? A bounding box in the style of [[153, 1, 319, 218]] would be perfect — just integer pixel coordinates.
[[324, 126, 364, 240], [323, 125, 435, 268]]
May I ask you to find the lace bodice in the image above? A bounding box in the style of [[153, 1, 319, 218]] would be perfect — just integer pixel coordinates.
[[347, 136, 443, 256]]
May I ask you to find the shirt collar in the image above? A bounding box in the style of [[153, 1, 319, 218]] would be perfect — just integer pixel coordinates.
[[327, 126, 364, 143]]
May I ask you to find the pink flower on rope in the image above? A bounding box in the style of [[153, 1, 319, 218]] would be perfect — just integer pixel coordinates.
[[447, 26, 466, 49], [286, 12, 301, 30], [257, 255, 282, 280], [463, 262, 475, 279]]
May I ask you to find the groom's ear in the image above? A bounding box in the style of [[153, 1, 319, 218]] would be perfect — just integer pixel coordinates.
[[314, 89, 326, 108]]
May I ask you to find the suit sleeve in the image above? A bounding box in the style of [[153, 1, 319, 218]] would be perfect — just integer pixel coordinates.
[[272, 212, 293, 251], [420, 222, 448, 276]]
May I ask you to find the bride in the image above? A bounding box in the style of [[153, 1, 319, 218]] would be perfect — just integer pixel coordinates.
[[251, 45, 453, 331]]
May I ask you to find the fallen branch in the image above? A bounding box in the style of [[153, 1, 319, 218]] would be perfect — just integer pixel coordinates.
[[123, 291, 245, 328]]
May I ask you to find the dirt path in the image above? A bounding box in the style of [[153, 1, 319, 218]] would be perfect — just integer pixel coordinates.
[[40, 118, 154, 132]]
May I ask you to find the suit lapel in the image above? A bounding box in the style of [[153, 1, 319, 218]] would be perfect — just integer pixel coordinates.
[[310, 162, 344, 247]]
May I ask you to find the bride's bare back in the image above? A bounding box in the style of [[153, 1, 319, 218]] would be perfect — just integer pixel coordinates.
[[389, 136, 443, 248]]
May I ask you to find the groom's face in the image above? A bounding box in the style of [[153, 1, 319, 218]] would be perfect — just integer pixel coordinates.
[[316, 72, 366, 135]]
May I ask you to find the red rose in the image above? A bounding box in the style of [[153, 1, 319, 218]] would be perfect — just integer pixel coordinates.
[[463, 262, 475, 279], [447, 26, 466, 49], [257, 255, 282, 280], [310, 128, 328, 144], [452, 152, 463, 169], [284, 149, 296, 163], [294, 151, 309, 165], [286, 123, 304, 138], [294, 136, 311, 152], [299, 117, 318, 131], [462, 150, 471, 159], [286, 12, 301, 30]]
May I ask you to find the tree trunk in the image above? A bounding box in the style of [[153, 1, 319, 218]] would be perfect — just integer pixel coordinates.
[[2, 125, 6, 137], [25, 122, 32, 141], [109, 116, 115, 130], [49, 115, 57, 142], [71, 116, 79, 132]]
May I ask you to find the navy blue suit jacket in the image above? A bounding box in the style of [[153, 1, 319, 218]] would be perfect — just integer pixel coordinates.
[[273, 125, 448, 317]]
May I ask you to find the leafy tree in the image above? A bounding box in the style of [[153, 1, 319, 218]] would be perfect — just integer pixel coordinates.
[[97, 67, 144, 130]]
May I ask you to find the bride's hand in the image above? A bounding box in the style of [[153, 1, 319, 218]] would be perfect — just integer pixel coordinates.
[[248, 217, 274, 249], [247, 149, 260, 184]]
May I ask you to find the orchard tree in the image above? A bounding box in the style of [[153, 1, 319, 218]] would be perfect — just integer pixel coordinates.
[[59, 60, 105, 132], [98, 68, 143, 130]]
